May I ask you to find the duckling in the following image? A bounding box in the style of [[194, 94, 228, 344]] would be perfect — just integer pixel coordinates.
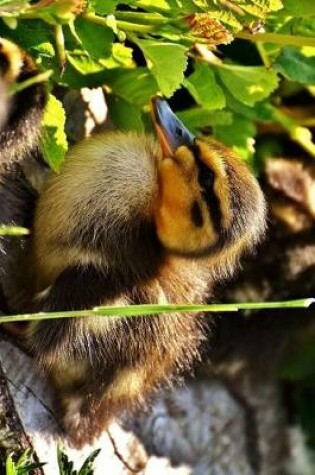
[[24, 97, 266, 447], [0, 38, 46, 314], [0, 38, 46, 165]]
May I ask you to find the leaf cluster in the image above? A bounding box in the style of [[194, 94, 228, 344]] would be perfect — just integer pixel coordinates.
[[5, 447, 100, 475], [5, 449, 45, 475], [57, 447, 100, 475], [0, 0, 314, 168]]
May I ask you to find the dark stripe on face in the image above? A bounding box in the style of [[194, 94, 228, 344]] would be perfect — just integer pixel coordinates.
[[190, 200, 203, 228], [0, 52, 9, 76], [188, 143, 223, 235]]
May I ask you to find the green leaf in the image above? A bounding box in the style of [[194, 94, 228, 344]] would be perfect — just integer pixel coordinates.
[[137, 39, 187, 96], [27, 0, 85, 25], [177, 108, 233, 133], [41, 94, 68, 172], [88, 0, 119, 14], [219, 65, 279, 106], [290, 17, 315, 38], [214, 115, 257, 160], [199, 9, 242, 31], [33, 41, 55, 58], [18, 463, 47, 474], [283, 0, 315, 17], [57, 447, 75, 475], [74, 17, 113, 59], [56, 61, 108, 88], [129, 0, 184, 12], [274, 47, 315, 85], [5, 449, 46, 475], [67, 51, 104, 74], [110, 43, 134, 67], [239, 0, 283, 17], [57, 446, 99, 475], [107, 95, 144, 131], [61, 47, 134, 88], [104, 67, 158, 107], [0, 18, 55, 52], [226, 92, 276, 122], [78, 449, 101, 475], [184, 63, 226, 110]]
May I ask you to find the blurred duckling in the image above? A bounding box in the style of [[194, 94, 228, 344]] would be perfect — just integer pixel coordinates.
[[0, 38, 46, 165], [24, 97, 266, 447], [0, 38, 46, 315]]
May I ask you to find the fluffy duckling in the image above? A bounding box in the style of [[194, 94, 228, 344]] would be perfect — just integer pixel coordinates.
[[25, 97, 266, 447], [0, 38, 267, 447]]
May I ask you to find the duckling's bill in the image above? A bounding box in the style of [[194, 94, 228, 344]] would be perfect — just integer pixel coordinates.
[[151, 97, 195, 157]]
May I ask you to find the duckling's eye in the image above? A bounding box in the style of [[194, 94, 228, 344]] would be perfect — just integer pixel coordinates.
[[176, 127, 183, 137]]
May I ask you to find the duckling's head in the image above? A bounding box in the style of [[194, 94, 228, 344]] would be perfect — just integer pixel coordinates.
[[152, 98, 266, 266]]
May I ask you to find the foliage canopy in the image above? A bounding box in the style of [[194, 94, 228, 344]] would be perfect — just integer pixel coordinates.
[[0, 0, 314, 168]]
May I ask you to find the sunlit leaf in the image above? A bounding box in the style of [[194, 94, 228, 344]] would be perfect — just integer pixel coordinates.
[[89, 0, 119, 14], [178, 108, 233, 132], [41, 94, 68, 171], [74, 17, 113, 58], [67, 50, 106, 73], [184, 63, 226, 110], [275, 47, 315, 85], [29, 0, 86, 24], [219, 65, 279, 106], [283, 0, 315, 17], [104, 67, 157, 106], [107, 94, 144, 131], [214, 115, 256, 159], [137, 39, 187, 96]]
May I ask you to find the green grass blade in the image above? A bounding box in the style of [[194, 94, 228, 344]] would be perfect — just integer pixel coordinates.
[[0, 226, 30, 236], [0, 299, 313, 324], [5, 455, 16, 475]]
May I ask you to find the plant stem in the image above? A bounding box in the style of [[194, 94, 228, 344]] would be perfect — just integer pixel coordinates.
[[9, 70, 52, 95], [256, 42, 271, 68], [55, 24, 66, 71], [83, 12, 157, 33], [114, 11, 167, 26], [236, 31, 315, 48]]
